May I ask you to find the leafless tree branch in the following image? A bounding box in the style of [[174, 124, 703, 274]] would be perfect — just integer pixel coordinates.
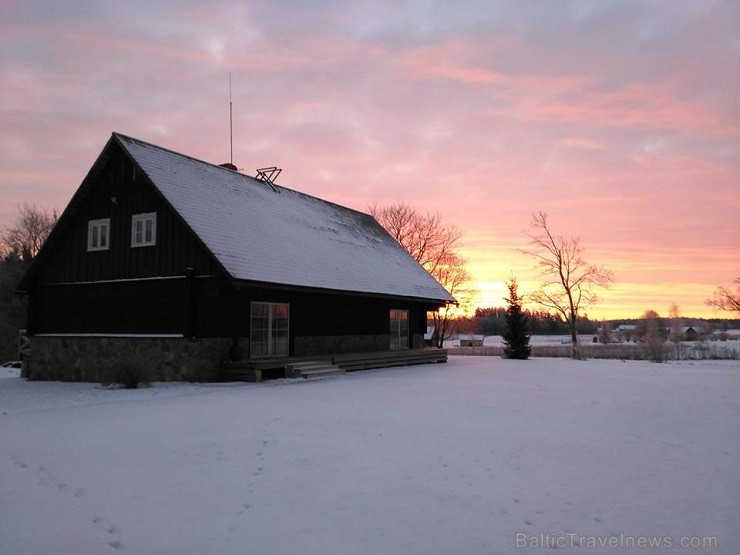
[[522, 211, 613, 358], [706, 278, 740, 315], [370, 202, 474, 347], [0, 202, 57, 262]]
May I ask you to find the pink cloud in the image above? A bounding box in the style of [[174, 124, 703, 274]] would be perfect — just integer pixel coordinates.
[[521, 82, 739, 137], [1, 1, 738, 318]]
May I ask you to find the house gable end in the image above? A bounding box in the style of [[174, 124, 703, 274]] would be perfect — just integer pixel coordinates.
[[19, 135, 228, 290]]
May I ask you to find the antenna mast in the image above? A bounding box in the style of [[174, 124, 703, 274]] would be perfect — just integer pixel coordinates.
[[229, 72, 233, 165]]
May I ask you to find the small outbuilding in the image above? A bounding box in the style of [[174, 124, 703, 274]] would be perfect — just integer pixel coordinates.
[[458, 334, 484, 347], [18, 133, 455, 382]]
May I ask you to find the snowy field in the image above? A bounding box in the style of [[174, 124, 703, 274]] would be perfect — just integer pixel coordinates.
[[1, 357, 739, 554]]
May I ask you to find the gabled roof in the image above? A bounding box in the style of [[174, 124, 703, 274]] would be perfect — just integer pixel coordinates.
[[113, 133, 454, 303]]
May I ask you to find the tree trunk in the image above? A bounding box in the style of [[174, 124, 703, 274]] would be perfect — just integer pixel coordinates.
[[570, 314, 578, 359], [571, 328, 578, 358]]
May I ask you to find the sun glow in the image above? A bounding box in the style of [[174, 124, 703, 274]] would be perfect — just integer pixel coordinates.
[[462, 245, 734, 320]]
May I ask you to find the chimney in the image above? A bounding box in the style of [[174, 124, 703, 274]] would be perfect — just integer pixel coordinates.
[[219, 162, 237, 171]]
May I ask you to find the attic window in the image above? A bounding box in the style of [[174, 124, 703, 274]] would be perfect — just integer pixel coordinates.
[[131, 212, 156, 247], [87, 218, 110, 252]]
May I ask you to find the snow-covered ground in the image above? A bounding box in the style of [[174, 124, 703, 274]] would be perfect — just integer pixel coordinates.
[[1, 358, 738, 554]]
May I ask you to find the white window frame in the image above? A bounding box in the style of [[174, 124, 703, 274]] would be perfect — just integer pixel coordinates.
[[250, 302, 290, 358], [131, 212, 157, 248], [87, 218, 110, 252]]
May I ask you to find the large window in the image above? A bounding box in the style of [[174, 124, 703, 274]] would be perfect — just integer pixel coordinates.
[[87, 218, 110, 251], [390, 309, 409, 350], [250, 302, 289, 357], [131, 212, 156, 247]]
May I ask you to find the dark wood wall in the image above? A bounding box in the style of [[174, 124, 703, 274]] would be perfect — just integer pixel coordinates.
[[34, 279, 187, 334], [32, 276, 434, 345], [35, 142, 222, 285], [196, 283, 433, 350]]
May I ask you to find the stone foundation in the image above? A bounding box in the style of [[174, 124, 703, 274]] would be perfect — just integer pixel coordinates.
[[27, 336, 231, 383]]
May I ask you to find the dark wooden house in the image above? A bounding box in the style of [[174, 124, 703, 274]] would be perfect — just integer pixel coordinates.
[[18, 133, 454, 382]]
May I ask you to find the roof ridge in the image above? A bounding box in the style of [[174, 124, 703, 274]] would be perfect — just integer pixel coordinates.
[[112, 131, 256, 178], [112, 132, 373, 220]]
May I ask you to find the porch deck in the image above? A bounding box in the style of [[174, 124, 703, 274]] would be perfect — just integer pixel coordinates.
[[220, 348, 447, 382]]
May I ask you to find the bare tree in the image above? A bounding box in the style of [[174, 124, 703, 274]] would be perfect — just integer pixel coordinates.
[[0, 258, 28, 360], [598, 319, 612, 345], [0, 203, 56, 359], [638, 309, 667, 362], [428, 252, 476, 347], [523, 211, 613, 358], [370, 202, 463, 275], [370, 202, 474, 347], [1, 202, 57, 262], [706, 278, 740, 315], [667, 303, 684, 359]]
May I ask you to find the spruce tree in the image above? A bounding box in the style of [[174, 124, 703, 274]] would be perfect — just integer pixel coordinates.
[[502, 278, 531, 360]]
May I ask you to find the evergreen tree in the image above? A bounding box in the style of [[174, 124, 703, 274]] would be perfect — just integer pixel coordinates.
[[502, 278, 531, 360]]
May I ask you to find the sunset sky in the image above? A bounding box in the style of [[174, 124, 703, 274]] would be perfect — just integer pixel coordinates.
[[1, 1, 738, 319]]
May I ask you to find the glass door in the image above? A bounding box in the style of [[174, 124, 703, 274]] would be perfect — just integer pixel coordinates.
[[250, 302, 290, 357]]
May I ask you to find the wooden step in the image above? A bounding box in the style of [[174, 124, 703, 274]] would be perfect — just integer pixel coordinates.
[[221, 349, 447, 382], [298, 367, 345, 379], [333, 349, 447, 371], [286, 361, 344, 379]]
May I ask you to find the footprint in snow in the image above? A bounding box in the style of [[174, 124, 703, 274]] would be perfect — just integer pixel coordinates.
[[12, 456, 28, 468], [109, 540, 124, 550]]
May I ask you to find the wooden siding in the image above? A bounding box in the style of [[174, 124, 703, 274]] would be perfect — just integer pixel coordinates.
[[36, 142, 222, 285], [196, 284, 432, 351], [31, 276, 433, 343], [33, 279, 187, 334]]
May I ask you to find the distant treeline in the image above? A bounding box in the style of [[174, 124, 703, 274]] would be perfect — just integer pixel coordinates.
[[607, 317, 740, 330], [467, 307, 740, 337], [471, 307, 598, 336]]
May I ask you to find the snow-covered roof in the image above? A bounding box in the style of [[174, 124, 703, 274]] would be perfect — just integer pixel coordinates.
[[116, 134, 455, 304]]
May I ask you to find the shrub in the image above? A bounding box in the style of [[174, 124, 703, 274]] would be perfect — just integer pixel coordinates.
[[102, 343, 151, 389]]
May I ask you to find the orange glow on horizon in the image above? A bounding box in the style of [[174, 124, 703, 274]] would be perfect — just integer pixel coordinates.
[[461, 244, 738, 321]]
